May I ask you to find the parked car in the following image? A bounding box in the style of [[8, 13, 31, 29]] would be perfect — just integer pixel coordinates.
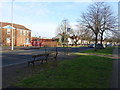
[[88, 44, 95, 48], [96, 44, 106, 49], [106, 44, 112, 47], [88, 44, 106, 49]]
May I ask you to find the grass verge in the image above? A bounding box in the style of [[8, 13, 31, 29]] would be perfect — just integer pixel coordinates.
[[81, 47, 115, 55], [14, 55, 113, 88]]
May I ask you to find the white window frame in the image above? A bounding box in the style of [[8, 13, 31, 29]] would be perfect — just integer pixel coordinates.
[[26, 38, 29, 45], [20, 30, 22, 35], [27, 31, 29, 36], [6, 37, 10, 43], [25, 31, 27, 36], [24, 30, 26, 36], [7, 29, 11, 34]]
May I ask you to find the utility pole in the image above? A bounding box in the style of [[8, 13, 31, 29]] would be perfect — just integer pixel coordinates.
[[11, 0, 14, 50], [118, 1, 120, 45]]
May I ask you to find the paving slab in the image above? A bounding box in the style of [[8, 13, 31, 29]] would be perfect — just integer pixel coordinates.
[[110, 47, 120, 89]]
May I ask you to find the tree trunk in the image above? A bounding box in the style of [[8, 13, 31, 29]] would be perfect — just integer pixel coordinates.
[[100, 32, 103, 45], [74, 41, 77, 47], [81, 39, 82, 46], [95, 34, 98, 51]]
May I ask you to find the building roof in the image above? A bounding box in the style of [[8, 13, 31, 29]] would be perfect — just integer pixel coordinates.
[[0, 22, 30, 30]]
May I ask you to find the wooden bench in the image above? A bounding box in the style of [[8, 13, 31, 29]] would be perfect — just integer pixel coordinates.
[[28, 47, 58, 66], [46, 47, 58, 60], [28, 53, 49, 66], [48, 51, 58, 60]]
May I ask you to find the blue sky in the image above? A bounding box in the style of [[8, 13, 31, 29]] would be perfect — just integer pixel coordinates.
[[0, 1, 118, 38]]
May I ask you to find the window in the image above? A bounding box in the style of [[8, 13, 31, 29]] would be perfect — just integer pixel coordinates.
[[20, 30, 22, 35], [7, 29, 10, 34], [6, 38, 10, 43], [27, 31, 29, 36], [25, 31, 27, 36], [26, 38, 29, 44], [24, 30, 26, 36]]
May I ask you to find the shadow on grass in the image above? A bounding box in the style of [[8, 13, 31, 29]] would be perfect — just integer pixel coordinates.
[[13, 54, 113, 88]]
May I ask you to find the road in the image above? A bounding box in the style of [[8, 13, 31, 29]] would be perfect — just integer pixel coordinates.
[[1, 47, 91, 67]]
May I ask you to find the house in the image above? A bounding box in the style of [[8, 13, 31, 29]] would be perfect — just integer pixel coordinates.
[[0, 22, 31, 46], [54, 34, 90, 46]]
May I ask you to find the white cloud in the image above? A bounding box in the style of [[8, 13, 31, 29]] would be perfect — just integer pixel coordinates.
[[14, 2, 50, 17], [0, 2, 55, 38], [0, 2, 11, 21], [0, 2, 3, 18], [63, 4, 78, 10], [70, 22, 79, 30], [0, 2, 50, 23], [0, 1, 118, 39], [24, 23, 58, 38]]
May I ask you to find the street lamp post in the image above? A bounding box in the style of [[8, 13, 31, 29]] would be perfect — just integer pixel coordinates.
[[11, 0, 14, 50], [118, 1, 120, 45]]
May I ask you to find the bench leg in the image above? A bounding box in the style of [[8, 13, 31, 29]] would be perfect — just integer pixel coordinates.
[[41, 60, 43, 64], [54, 56, 57, 60], [28, 62, 30, 67], [31, 61, 35, 67], [45, 59, 48, 63], [28, 61, 35, 67]]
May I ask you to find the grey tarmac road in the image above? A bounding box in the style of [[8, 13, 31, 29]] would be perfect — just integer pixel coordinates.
[[1, 47, 91, 67]]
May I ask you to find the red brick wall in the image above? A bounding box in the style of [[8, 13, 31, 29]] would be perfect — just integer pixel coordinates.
[[0, 28, 31, 46], [43, 41, 58, 47], [15, 30, 31, 46]]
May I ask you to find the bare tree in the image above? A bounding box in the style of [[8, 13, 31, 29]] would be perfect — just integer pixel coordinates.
[[99, 3, 117, 44], [69, 25, 85, 46], [81, 2, 117, 48], [69, 31, 80, 46], [111, 30, 120, 44], [69, 24, 94, 46], [83, 29, 94, 44], [70, 25, 93, 46], [56, 19, 71, 47], [80, 2, 104, 49], [77, 25, 94, 45], [103, 28, 120, 46]]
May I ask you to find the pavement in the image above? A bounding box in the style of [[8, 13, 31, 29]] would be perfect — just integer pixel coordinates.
[[110, 47, 120, 89]]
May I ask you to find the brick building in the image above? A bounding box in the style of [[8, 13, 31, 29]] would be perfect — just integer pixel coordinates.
[[31, 37, 58, 47], [0, 22, 31, 46]]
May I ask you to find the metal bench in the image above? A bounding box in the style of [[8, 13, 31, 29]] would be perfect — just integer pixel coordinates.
[[28, 47, 58, 66], [46, 47, 58, 60], [28, 53, 49, 66]]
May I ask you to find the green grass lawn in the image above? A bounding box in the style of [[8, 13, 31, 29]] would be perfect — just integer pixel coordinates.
[[14, 55, 113, 88], [81, 47, 115, 55]]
